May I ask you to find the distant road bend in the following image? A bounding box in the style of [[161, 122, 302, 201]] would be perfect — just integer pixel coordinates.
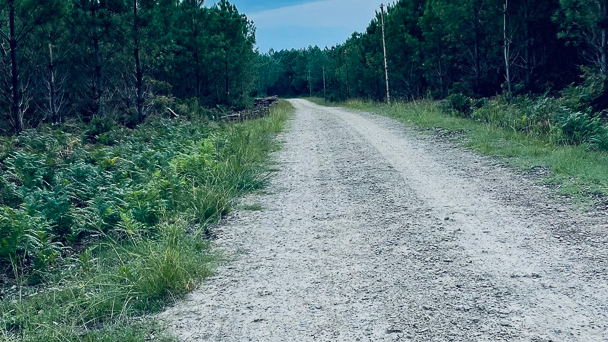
[[161, 99, 608, 341]]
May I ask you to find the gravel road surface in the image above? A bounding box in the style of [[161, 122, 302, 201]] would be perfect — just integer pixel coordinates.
[[160, 99, 608, 341]]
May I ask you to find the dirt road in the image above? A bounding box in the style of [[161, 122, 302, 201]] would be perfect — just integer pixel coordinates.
[[161, 99, 608, 341]]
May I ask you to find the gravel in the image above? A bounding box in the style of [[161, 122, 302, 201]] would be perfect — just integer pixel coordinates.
[[160, 99, 608, 341]]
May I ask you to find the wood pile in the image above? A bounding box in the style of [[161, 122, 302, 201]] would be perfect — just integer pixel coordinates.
[[222, 96, 279, 122], [254, 96, 279, 107]]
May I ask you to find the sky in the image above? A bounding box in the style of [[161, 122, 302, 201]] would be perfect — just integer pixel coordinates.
[[208, 0, 385, 52]]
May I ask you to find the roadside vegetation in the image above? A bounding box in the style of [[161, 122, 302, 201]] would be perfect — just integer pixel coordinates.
[[0, 0, 297, 340], [259, 0, 608, 208], [0, 101, 292, 341], [310, 94, 608, 206]]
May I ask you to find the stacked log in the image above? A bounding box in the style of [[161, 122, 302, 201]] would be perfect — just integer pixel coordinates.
[[254, 96, 279, 107], [221, 96, 279, 122]]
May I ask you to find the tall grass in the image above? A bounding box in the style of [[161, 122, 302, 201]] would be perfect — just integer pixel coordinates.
[[0, 101, 292, 341], [336, 99, 608, 205]]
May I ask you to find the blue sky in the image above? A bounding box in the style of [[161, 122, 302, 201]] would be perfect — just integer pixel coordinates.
[[208, 0, 385, 52]]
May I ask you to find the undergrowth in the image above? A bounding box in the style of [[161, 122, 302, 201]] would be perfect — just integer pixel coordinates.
[[0, 101, 292, 341]]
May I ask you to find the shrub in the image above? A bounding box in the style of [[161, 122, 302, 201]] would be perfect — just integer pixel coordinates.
[[591, 127, 608, 151], [558, 110, 603, 145], [561, 66, 607, 113], [84, 117, 114, 143], [0, 207, 62, 280], [446, 93, 472, 117]]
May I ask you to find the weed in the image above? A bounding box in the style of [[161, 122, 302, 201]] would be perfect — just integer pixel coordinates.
[[0, 101, 293, 340], [242, 204, 264, 211]]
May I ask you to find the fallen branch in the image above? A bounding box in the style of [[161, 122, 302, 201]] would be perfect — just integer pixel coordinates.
[[167, 107, 179, 118]]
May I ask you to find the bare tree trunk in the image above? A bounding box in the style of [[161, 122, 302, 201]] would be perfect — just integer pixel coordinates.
[[503, 0, 512, 95], [308, 66, 312, 96], [191, 11, 202, 100], [91, 4, 103, 117], [194, 47, 201, 100], [322, 65, 326, 100], [9, 0, 22, 133], [380, 4, 391, 105], [438, 55, 444, 97], [225, 54, 229, 103], [48, 43, 58, 122], [344, 50, 350, 99], [602, 0, 608, 74], [474, 0, 481, 91], [133, 0, 144, 122]]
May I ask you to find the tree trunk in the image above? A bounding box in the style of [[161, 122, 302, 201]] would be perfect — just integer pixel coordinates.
[[9, 0, 22, 133], [133, 0, 144, 122], [225, 54, 229, 103], [474, 1, 481, 91], [192, 12, 202, 100], [503, 0, 512, 96], [344, 50, 350, 99], [602, 0, 608, 74], [91, 4, 102, 117], [322, 66, 326, 100], [48, 43, 58, 122], [380, 4, 391, 105], [194, 47, 201, 100], [308, 67, 312, 96]]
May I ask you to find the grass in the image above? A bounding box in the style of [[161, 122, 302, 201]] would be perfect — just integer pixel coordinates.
[[241, 204, 264, 211], [315, 98, 608, 207], [0, 101, 293, 341]]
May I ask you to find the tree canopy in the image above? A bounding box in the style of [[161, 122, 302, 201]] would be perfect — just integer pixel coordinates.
[[257, 0, 600, 102], [0, 0, 258, 134]]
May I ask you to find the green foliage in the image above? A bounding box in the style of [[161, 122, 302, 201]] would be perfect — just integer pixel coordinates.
[[471, 96, 561, 137], [445, 93, 472, 117], [592, 130, 608, 151], [261, 0, 582, 101], [1, 0, 258, 133], [339, 99, 608, 205], [558, 111, 604, 145], [84, 118, 115, 143], [0, 220, 211, 341], [561, 66, 608, 112], [0, 100, 292, 341], [556, 0, 608, 73]]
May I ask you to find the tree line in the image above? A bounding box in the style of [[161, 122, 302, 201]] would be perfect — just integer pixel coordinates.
[[258, 0, 608, 105], [0, 0, 257, 134]]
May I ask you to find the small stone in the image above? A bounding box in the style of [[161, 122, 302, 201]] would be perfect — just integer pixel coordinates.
[[386, 329, 403, 334]]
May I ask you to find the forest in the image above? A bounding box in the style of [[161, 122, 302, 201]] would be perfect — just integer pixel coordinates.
[[259, 0, 605, 101], [0, 0, 257, 135], [2, 0, 608, 340], [258, 0, 608, 152], [0, 1, 288, 341]]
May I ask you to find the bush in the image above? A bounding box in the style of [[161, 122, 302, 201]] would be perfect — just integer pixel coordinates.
[[558, 110, 603, 145], [0, 101, 292, 341], [0, 207, 62, 281], [84, 117, 114, 143], [592, 129, 608, 151], [446, 93, 472, 117], [561, 66, 607, 113]]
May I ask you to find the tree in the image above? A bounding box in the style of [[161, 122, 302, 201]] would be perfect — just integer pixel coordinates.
[[0, 0, 64, 133], [208, 0, 256, 106], [557, 0, 608, 74], [69, 0, 126, 119]]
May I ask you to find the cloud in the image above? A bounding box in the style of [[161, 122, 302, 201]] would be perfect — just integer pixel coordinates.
[[249, 0, 382, 29], [246, 0, 384, 51]]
